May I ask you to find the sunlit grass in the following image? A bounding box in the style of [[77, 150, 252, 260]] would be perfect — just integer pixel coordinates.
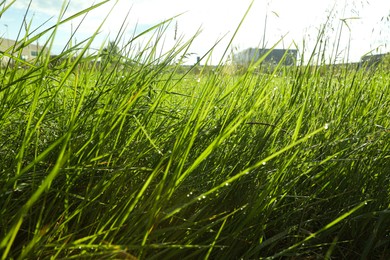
[[0, 1, 389, 259]]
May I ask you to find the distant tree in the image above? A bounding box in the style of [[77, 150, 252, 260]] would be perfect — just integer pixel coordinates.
[[101, 41, 121, 64]]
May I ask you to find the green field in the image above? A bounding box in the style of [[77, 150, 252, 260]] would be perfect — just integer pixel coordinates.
[[1, 2, 389, 259]]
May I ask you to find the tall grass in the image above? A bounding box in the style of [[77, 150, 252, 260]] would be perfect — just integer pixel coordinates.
[[1, 1, 389, 259]]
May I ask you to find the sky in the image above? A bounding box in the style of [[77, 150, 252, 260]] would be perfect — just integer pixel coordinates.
[[1, 0, 390, 65]]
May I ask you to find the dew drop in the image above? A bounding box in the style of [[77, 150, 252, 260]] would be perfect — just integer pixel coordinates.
[[324, 123, 329, 130]]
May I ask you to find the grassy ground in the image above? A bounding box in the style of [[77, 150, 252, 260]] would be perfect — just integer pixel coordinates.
[[1, 2, 389, 259]]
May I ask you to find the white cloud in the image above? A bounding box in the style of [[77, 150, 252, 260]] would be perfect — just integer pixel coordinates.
[[10, 0, 96, 16]]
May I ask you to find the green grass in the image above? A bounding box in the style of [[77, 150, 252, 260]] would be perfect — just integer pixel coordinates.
[[1, 1, 389, 259]]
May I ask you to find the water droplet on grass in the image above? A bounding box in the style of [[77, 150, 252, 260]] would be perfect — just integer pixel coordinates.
[[324, 123, 329, 130]]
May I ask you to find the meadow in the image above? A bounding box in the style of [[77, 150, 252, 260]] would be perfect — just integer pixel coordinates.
[[0, 2, 389, 259]]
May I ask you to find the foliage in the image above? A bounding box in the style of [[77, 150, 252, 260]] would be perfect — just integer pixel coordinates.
[[0, 1, 389, 259], [101, 41, 121, 64]]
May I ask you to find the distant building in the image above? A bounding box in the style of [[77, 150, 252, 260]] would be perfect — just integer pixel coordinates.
[[234, 48, 297, 66], [0, 38, 48, 66], [359, 53, 389, 68]]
